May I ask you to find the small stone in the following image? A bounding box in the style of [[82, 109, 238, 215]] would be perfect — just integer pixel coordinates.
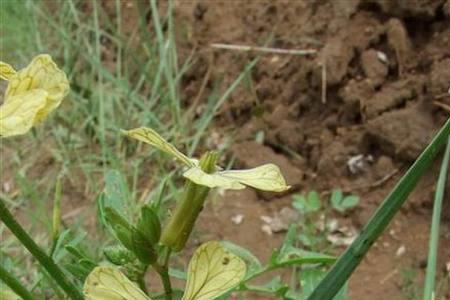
[[376, 51, 388, 64], [361, 49, 389, 86], [261, 224, 273, 235], [347, 154, 373, 174], [231, 214, 244, 225], [396, 245, 406, 257]]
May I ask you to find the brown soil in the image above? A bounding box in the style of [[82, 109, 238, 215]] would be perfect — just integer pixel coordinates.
[[4, 1, 450, 299], [167, 1, 450, 299]]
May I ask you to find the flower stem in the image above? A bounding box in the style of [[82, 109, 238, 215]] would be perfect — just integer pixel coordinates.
[[0, 198, 84, 300], [0, 264, 35, 300], [160, 152, 217, 251], [153, 247, 173, 300]]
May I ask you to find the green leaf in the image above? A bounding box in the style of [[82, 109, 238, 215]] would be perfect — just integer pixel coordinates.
[[293, 191, 321, 214], [65, 245, 88, 260], [65, 262, 92, 282], [331, 189, 359, 213], [301, 268, 347, 300], [131, 228, 157, 264], [114, 224, 134, 251], [423, 137, 450, 300], [103, 169, 130, 219], [104, 207, 135, 249], [137, 205, 161, 245], [277, 226, 336, 266], [300, 268, 324, 299], [341, 196, 359, 210], [221, 240, 263, 275], [330, 189, 343, 209]]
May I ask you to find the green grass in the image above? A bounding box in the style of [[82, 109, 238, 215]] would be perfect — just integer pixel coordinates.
[[308, 118, 450, 300], [423, 138, 450, 300], [0, 0, 256, 296]]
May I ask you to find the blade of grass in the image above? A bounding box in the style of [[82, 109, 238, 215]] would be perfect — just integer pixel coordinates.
[[423, 137, 450, 300], [93, 0, 107, 171], [307, 117, 450, 300], [0, 198, 84, 300], [0, 264, 35, 300]]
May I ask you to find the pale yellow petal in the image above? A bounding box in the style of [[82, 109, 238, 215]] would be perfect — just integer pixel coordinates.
[[0, 62, 16, 80], [183, 164, 290, 192], [0, 289, 21, 300], [5, 54, 69, 122], [183, 167, 246, 190], [218, 164, 290, 192], [0, 90, 48, 137], [84, 266, 151, 300], [0, 283, 21, 300], [182, 241, 246, 300], [122, 127, 195, 167]]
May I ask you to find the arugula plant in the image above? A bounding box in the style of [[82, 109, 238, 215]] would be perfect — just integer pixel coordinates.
[[0, 56, 337, 300]]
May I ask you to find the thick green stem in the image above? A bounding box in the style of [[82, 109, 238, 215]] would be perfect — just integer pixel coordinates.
[[160, 152, 217, 251], [0, 264, 35, 300], [0, 199, 84, 300]]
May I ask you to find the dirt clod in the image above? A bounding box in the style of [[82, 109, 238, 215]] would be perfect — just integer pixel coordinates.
[[429, 58, 450, 97], [362, 77, 424, 119], [320, 38, 354, 86], [387, 18, 414, 75], [361, 49, 389, 87], [366, 104, 437, 160]]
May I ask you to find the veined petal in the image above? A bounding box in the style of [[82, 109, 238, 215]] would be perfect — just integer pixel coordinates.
[[5, 54, 69, 122], [84, 266, 151, 300], [0, 90, 48, 137], [0, 62, 16, 80], [184, 163, 290, 192], [122, 127, 195, 167], [183, 167, 246, 190], [182, 241, 246, 300]]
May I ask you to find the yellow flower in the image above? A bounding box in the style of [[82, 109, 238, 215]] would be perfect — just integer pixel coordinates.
[[122, 127, 290, 192], [84, 241, 246, 300], [0, 54, 69, 138]]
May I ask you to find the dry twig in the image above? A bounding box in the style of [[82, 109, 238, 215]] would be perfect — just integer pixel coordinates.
[[210, 43, 317, 56]]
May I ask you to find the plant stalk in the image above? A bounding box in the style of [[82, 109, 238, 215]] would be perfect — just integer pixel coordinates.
[[0, 198, 84, 300], [307, 117, 450, 300], [0, 264, 35, 300], [160, 152, 217, 251], [423, 137, 450, 300], [153, 248, 173, 300]]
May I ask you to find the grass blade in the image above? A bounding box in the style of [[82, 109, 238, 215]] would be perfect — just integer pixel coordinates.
[[423, 137, 450, 300], [0, 264, 35, 300], [307, 117, 450, 300]]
